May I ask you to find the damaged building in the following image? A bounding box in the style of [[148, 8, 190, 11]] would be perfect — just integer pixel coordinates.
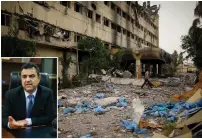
[[1, 1, 171, 79]]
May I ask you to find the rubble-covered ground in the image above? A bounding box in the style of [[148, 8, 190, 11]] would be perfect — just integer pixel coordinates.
[[58, 80, 189, 138]]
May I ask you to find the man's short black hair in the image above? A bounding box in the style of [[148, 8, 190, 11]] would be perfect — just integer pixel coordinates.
[[21, 62, 40, 76]]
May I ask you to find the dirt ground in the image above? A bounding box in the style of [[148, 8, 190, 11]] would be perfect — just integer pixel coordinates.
[[58, 82, 185, 138]]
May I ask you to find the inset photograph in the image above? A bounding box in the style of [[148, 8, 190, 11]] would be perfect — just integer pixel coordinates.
[[2, 57, 57, 138]]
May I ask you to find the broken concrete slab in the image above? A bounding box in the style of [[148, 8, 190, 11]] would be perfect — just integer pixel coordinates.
[[64, 98, 82, 107], [113, 69, 123, 77], [101, 76, 111, 82], [186, 88, 202, 103], [107, 77, 144, 86], [94, 97, 120, 107], [174, 126, 192, 138], [176, 110, 202, 128], [132, 97, 144, 124], [122, 71, 132, 78], [152, 126, 192, 138], [101, 69, 106, 75], [166, 77, 181, 87], [183, 73, 196, 85], [177, 89, 202, 117]]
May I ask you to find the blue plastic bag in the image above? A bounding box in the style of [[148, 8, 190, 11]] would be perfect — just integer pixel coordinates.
[[80, 133, 92, 138], [83, 101, 92, 108], [75, 104, 90, 112], [116, 97, 127, 107], [93, 93, 105, 99], [120, 120, 146, 134], [159, 110, 168, 117], [58, 100, 63, 107], [182, 102, 197, 109], [63, 107, 75, 115], [196, 99, 202, 107], [94, 105, 107, 113], [106, 84, 114, 89], [167, 116, 177, 122]]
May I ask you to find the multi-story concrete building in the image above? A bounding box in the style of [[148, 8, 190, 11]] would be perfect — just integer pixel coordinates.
[[1, 1, 168, 79], [177, 63, 197, 74]]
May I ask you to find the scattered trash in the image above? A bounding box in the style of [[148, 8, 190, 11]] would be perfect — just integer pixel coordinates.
[[152, 81, 162, 88], [120, 120, 146, 134], [67, 135, 73, 138], [116, 97, 127, 107], [167, 116, 177, 122], [83, 90, 92, 94], [80, 133, 92, 138], [63, 107, 75, 115], [58, 73, 202, 138], [82, 100, 92, 108], [122, 70, 132, 78], [106, 84, 114, 89], [75, 104, 90, 112], [94, 105, 108, 114], [107, 106, 118, 110], [58, 100, 63, 107], [184, 87, 192, 92], [167, 77, 181, 87], [113, 126, 121, 131], [139, 119, 162, 129], [94, 97, 120, 107], [176, 110, 202, 128], [171, 71, 202, 102], [141, 114, 146, 119], [93, 93, 105, 99]]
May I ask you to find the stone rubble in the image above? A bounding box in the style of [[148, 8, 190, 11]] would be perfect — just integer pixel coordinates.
[[58, 80, 186, 138]]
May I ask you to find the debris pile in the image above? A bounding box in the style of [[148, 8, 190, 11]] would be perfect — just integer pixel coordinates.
[[58, 71, 202, 138], [171, 71, 202, 102]]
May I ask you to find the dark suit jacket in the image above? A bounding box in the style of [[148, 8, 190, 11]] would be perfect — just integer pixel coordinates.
[[2, 85, 56, 128]]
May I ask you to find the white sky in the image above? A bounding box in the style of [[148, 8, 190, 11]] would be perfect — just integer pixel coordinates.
[[140, 1, 196, 54]]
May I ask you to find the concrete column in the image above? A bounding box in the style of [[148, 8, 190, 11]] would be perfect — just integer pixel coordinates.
[[152, 64, 157, 77], [136, 59, 142, 79], [158, 64, 162, 74], [133, 50, 142, 79]]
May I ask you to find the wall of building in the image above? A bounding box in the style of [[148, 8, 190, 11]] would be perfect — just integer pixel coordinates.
[[2, 1, 159, 79], [1, 1, 159, 49], [177, 64, 197, 73], [36, 46, 77, 79]]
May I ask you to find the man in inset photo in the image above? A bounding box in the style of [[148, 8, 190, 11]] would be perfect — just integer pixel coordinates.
[[2, 58, 57, 138]]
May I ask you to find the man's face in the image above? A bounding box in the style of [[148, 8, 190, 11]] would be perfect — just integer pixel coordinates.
[[21, 67, 40, 93]]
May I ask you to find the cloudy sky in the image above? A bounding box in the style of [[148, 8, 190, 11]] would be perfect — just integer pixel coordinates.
[[143, 1, 196, 54]]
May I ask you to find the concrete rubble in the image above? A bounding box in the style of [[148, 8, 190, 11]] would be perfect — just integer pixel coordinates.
[[58, 71, 202, 138]]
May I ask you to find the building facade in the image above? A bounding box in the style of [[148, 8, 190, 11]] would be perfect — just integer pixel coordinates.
[[1, 1, 162, 79], [177, 63, 197, 74]]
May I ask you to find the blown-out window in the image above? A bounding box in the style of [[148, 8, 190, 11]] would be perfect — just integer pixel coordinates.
[[1, 13, 10, 26]]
